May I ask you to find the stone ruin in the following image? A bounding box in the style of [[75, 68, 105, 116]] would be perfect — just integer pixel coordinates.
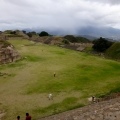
[[0, 32, 8, 40], [0, 45, 21, 64], [0, 34, 21, 64]]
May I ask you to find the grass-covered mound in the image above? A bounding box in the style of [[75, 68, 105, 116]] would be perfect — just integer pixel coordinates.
[[0, 39, 120, 120], [105, 42, 120, 60]]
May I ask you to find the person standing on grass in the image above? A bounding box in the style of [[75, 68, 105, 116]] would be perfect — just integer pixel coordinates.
[[26, 113, 31, 120], [92, 96, 95, 102], [54, 72, 56, 77], [17, 116, 20, 120]]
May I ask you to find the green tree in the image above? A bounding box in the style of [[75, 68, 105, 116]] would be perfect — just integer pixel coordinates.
[[39, 31, 49, 37], [62, 39, 70, 44], [92, 37, 113, 52], [22, 30, 26, 34], [27, 32, 32, 38], [10, 31, 16, 34]]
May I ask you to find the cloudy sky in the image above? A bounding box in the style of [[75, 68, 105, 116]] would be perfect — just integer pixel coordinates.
[[0, 0, 120, 33]]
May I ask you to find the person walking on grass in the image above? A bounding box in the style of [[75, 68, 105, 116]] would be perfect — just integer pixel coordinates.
[[26, 113, 31, 120], [54, 72, 56, 77]]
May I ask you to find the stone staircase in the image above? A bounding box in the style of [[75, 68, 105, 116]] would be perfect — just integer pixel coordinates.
[[38, 97, 120, 120]]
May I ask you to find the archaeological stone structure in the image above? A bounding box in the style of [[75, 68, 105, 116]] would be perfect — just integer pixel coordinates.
[[0, 45, 21, 64], [0, 33, 21, 64]]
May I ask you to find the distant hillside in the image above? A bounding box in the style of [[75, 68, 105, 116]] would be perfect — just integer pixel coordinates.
[[24, 26, 120, 41], [76, 36, 92, 43], [64, 35, 91, 43], [105, 42, 120, 60], [80, 35, 97, 40]]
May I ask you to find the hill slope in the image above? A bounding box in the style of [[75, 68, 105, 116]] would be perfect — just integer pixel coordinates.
[[105, 42, 120, 60]]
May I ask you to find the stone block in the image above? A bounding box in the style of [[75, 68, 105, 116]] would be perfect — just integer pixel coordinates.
[[1, 55, 5, 59]]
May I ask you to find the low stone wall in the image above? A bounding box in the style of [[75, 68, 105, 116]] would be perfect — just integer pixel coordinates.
[[0, 46, 21, 64]]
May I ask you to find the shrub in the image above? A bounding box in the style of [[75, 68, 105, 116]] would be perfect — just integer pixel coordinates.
[[92, 37, 113, 52], [39, 31, 49, 37], [62, 39, 70, 44], [27, 32, 32, 38]]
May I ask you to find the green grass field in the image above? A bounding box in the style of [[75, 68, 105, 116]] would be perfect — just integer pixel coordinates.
[[0, 40, 120, 120]]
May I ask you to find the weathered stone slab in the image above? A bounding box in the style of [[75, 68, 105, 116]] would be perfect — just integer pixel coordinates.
[[0, 46, 20, 64]]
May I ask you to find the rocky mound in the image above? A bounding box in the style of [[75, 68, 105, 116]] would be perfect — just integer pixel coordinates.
[[0, 40, 21, 64]]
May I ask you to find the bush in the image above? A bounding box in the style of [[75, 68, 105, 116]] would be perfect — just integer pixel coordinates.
[[39, 31, 49, 37], [10, 31, 16, 34], [62, 39, 70, 44], [92, 37, 113, 52], [22, 30, 26, 34], [27, 32, 32, 38]]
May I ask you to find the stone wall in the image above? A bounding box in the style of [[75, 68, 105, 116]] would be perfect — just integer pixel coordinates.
[[0, 46, 21, 64]]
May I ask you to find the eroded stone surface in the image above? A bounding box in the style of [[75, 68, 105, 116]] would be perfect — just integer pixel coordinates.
[[0, 46, 20, 64], [38, 96, 120, 120]]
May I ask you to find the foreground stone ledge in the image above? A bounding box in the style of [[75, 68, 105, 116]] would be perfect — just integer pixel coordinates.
[[38, 97, 120, 120]]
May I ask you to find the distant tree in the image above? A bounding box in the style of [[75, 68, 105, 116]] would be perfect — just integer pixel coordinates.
[[22, 30, 26, 34], [10, 31, 16, 34], [62, 39, 70, 44], [92, 37, 113, 52], [39, 31, 49, 37], [64, 35, 78, 43], [27, 32, 32, 38]]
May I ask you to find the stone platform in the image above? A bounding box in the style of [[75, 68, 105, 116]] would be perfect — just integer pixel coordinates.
[[38, 97, 120, 120]]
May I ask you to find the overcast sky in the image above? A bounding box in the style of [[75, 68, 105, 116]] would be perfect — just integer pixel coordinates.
[[0, 0, 120, 32]]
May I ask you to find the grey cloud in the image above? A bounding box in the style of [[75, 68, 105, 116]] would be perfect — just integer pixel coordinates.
[[0, 0, 120, 32], [86, 0, 120, 5], [4, 0, 33, 7]]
